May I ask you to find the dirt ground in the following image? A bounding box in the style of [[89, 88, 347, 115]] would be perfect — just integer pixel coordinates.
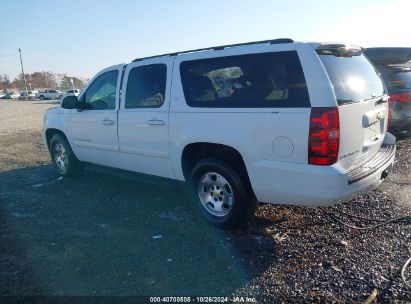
[[0, 99, 410, 303]]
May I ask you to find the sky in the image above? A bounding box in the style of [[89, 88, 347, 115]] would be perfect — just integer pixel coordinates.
[[0, 0, 410, 80]]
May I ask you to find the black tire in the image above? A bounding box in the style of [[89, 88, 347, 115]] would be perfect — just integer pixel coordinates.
[[39, 95, 45, 100], [49, 133, 82, 177], [188, 158, 256, 230]]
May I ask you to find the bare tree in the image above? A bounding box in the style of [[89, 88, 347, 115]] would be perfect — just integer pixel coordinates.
[[3, 71, 85, 91], [0, 74, 10, 90], [60, 75, 85, 90]]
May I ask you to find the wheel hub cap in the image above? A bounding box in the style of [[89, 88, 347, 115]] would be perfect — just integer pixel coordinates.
[[54, 143, 68, 171], [197, 172, 234, 217]]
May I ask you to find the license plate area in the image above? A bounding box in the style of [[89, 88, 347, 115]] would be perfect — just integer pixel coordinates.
[[363, 106, 386, 146]]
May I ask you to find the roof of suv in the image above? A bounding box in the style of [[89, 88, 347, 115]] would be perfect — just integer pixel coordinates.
[[130, 39, 367, 64], [131, 38, 295, 62]]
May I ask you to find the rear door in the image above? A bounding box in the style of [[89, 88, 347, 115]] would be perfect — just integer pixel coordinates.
[[317, 46, 388, 170], [117, 57, 174, 179]]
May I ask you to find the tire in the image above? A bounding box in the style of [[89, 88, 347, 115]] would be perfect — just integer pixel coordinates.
[[188, 158, 256, 230], [49, 134, 82, 177], [39, 95, 45, 100]]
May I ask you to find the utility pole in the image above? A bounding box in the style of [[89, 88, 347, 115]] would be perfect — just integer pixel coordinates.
[[18, 48, 28, 100]]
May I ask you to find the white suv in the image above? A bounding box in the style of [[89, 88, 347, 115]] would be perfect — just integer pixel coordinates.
[[43, 39, 396, 229]]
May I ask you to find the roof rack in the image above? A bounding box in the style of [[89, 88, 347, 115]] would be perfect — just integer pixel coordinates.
[[132, 38, 294, 62]]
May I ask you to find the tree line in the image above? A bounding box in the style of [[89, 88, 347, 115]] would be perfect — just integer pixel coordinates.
[[0, 71, 87, 91]]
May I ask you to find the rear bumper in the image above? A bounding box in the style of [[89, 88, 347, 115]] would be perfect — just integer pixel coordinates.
[[245, 133, 396, 206], [347, 143, 395, 184]]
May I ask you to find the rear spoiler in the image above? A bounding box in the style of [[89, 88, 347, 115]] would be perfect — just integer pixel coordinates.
[[316, 44, 364, 57]]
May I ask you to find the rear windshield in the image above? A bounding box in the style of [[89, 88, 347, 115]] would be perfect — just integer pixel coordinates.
[[387, 70, 411, 89], [180, 51, 310, 108], [319, 54, 385, 105]]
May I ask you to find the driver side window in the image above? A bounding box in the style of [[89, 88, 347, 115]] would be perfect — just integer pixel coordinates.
[[82, 70, 119, 110]]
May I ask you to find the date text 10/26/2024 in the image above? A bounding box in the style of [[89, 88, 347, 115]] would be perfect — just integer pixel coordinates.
[[149, 296, 257, 303]]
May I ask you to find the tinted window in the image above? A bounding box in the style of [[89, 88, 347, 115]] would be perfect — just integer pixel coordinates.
[[180, 51, 310, 108], [125, 64, 167, 108], [319, 54, 385, 105], [83, 70, 118, 110]]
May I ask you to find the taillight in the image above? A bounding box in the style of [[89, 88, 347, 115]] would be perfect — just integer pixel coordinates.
[[389, 92, 411, 102], [308, 107, 340, 165]]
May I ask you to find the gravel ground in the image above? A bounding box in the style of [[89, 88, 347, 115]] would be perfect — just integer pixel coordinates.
[[0, 99, 59, 136], [232, 137, 410, 303], [0, 100, 410, 303]]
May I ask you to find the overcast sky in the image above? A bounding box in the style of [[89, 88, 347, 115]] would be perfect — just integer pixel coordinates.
[[1, 0, 410, 80]]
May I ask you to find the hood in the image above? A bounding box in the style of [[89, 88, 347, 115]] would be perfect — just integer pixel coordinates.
[[45, 106, 63, 114]]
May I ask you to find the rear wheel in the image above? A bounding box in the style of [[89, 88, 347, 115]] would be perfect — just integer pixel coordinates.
[[188, 158, 256, 229], [50, 134, 82, 177]]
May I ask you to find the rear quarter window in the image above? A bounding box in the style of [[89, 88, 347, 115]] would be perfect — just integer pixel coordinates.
[[180, 51, 310, 108], [125, 64, 167, 108]]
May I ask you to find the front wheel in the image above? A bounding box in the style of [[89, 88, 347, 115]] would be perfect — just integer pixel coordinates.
[[50, 134, 82, 177], [188, 158, 256, 229]]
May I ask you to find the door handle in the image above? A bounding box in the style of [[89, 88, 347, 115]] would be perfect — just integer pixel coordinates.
[[147, 119, 165, 126], [101, 118, 115, 126]]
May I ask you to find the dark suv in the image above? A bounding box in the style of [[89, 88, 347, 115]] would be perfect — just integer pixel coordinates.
[[365, 47, 411, 136]]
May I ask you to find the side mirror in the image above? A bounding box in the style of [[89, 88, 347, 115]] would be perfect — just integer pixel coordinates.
[[61, 95, 79, 109]]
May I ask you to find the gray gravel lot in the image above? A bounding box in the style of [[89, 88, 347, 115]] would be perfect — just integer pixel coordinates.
[[0, 99, 410, 303]]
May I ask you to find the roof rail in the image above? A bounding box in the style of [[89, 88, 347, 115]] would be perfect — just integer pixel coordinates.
[[132, 38, 294, 62]]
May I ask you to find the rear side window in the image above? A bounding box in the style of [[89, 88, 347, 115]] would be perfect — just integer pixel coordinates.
[[180, 51, 310, 108], [125, 64, 167, 108], [318, 54, 385, 105]]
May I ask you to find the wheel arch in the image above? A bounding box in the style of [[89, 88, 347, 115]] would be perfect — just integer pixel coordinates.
[[45, 128, 69, 151], [181, 142, 256, 198]]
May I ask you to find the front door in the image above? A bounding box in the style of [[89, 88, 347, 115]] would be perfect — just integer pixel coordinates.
[[70, 65, 124, 165], [117, 58, 174, 179]]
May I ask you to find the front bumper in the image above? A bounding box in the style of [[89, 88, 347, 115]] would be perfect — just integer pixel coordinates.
[[42, 130, 50, 152]]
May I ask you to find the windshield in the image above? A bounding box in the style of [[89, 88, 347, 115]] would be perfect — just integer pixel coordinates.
[[319, 54, 385, 105]]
